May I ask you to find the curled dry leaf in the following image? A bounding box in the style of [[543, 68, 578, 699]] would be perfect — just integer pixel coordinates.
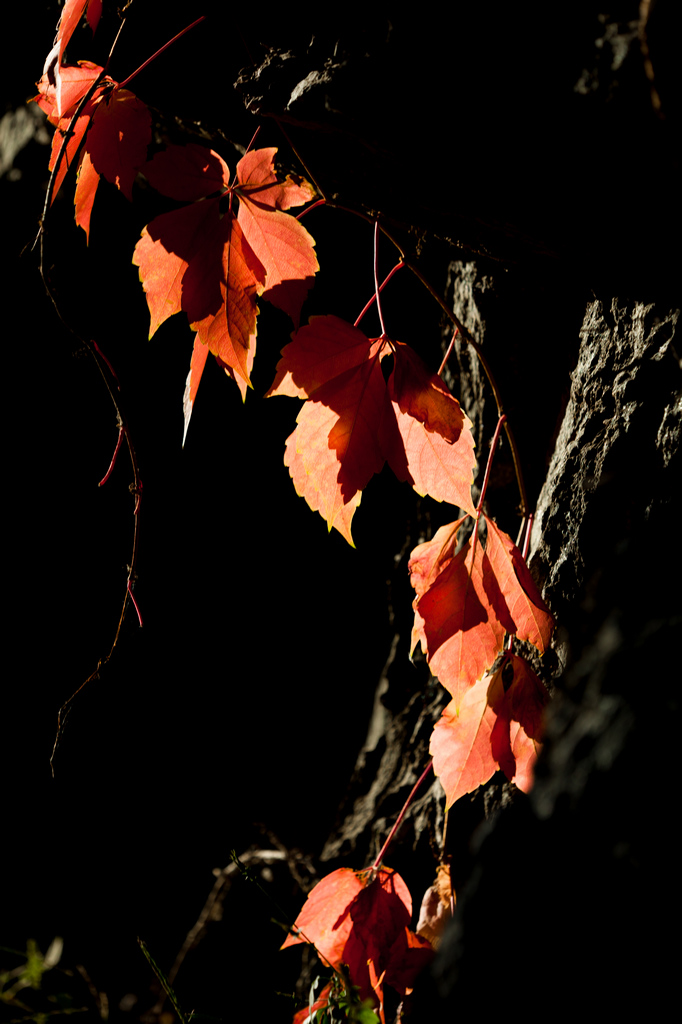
[[416, 863, 454, 949]]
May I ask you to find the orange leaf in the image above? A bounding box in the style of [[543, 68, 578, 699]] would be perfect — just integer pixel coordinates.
[[267, 315, 374, 400], [42, 1, 102, 119], [81, 88, 150, 200], [408, 517, 468, 656], [135, 144, 317, 422], [279, 339, 389, 543], [190, 215, 266, 388], [33, 60, 105, 125], [280, 867, 364, 964], [483, 517, 554, 654], [342, 870, 429, 1001], [268, 317, 476, 544], [490, 654, 548, 792], [142, 142, 230, 201], [417, 533, 507, 708], [282, 867, 427, 1006], [430, 670, 503, 808], [182, 336, 210, 445], [236, 148, 318, 327], [72, 87, 150, 240], [284, 422, 363, 547]]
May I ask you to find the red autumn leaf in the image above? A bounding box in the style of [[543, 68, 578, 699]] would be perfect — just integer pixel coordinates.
[[280, 866, 365, 966], [142, 142, 230, 201], [430, 668, 503, 808], [490, 654, 548, 792], [267, 316, 476, 544], [283, 866, 430, 1007], [34, 60, 105, 126], [382, 927, 435, 997], [267, 315, 376, 399], [235, 147, 318, 326], [283, 408, 365, 547], [33, 63, 110, 207], [417, 531, 507, 709], [386, 342, 477, 515], [73, 87, 151, 241], [483, 516, 554, 654], [190, 215, 267, 386], [408, 517, 469, 656], [42, 0, 102, 119], [431, 655, 549, 809], [182, 336, 210, 445], [34, 60, 151, 239], [134, 144, 317, 433]]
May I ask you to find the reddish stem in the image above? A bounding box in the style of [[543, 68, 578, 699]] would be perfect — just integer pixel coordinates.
[[117, 15, 207, 90], [476, 414, 507, 516], [127, 580, 143, 628], [99, 425, 124, 487], [438, 327, 460, 377], [373, 221, 387, 337], [372, 760, 433, 870], [91, 338, 119, 385], [469, 413, 508, 563], [354, 261, 405, 329], [296, 198, 326, 220]]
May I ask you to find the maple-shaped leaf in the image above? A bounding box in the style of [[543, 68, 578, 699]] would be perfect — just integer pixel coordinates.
[[483, 516, 554, 654], [268, 316, 476, 544], [490, 654, 548, 792], [134, 143, 317, 434]]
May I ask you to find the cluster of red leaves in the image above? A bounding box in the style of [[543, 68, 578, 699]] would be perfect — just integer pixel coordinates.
[[33, 1, 151, 242], [409, 515, 554, 807], [34, 3, 319, 438], [35, 12, 556, 1016], [267, 315, 477, 545], [132, 143, 318, 433], [282, 867, 434, 1022]]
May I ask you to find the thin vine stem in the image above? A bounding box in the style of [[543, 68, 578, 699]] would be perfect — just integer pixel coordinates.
[[372, 760, 433, 870], [37, 7, 214, 773], [373, 220, 387, 337], [117, 15, 206, 90], [354, 260, 405, 329], [272, 122, 529, 518]]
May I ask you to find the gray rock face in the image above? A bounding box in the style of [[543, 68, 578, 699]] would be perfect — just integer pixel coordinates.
[[531, 298, 680, 613]]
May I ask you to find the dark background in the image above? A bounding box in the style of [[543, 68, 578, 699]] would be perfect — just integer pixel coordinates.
[[3, 2, 680, 1021]]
